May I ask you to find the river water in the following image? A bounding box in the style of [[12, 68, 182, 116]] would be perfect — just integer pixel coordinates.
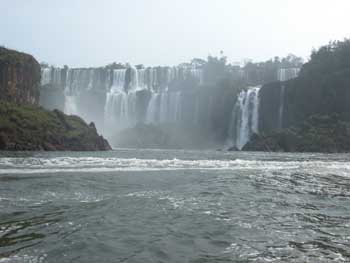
[[0, 149, 350, 262]]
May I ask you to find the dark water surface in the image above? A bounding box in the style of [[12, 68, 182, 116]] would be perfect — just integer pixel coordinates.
[[0, 149, 350, 262]]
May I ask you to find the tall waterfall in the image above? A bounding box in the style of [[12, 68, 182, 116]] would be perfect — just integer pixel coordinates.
[[63, 69, 79, 116], [228, 86, 261, 150], [278, 85, 285, 129], [41, 68, 51, 86], [104, 69, 136, 131]]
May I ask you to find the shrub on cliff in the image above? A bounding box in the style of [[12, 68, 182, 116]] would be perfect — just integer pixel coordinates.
[[0, 102, 111, 151]]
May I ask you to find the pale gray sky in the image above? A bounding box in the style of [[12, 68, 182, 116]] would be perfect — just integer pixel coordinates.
[[1, 0, 349, 67]]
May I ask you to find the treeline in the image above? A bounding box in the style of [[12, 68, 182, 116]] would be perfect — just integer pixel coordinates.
[[300, 39, 350, 77]]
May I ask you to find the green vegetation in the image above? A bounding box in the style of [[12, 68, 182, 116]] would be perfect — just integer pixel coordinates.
[[0, 47, 35, 66], [0, 102, 111, 151], [246, 39, 350, 152], [244, 115, 350, 153], [301, 39, 350, 77]]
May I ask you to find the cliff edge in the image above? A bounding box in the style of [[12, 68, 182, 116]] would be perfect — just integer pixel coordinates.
[[0, 47, 111, 151], [0, 47, 40, 104]]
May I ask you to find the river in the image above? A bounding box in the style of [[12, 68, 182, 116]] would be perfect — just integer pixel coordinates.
[[0, 149, 349, 262]]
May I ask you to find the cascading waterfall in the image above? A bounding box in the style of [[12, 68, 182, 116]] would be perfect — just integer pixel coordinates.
[[40, 63, 303, 149], [41, 68, 51, 86], [41, 65, 204, 132], [104, 69, 135, 131], [63, 69, 78, 115], [159, 92, 169, 122], [145, 93, 160, 123], [277, 68, 300, 82], [228, 86, 261, 150], [278, 85, 285, 129], [165, 91, 182, 122], [145, 91, 182, 124]]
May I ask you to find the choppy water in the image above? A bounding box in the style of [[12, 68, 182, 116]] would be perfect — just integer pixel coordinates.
[[0, 149, 350, 262]]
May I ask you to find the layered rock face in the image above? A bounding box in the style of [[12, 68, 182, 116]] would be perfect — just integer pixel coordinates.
[[0, 47, 40, 104]]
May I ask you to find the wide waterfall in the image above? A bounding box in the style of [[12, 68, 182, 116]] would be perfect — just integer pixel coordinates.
[[40, 64, 278, 150], [40, 65, 203, 132], [228, 86, 261, 150]]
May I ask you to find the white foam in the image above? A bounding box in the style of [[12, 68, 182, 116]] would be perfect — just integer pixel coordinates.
[[0, 157, 349, 175]]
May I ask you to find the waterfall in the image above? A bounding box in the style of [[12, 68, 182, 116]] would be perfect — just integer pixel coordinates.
[[130, 66, 139, 91], [137, 69, 147, 90], [145, 91, 182, 124], [40, 65, 204, 133], [41, 68, 51, 86], [104, 69, 139, 131], [278, 68, 300, 81], [111, 69, 126, 92], [278, 85, 285, 129], [63, 70, 78, 115], [228, 86, 261, 150], [168, 92, 182, 122], [87, 69, 94, 90], [146, 93, 160, 123], [159, 92, 168, 122], [190, 68, 204, 84]]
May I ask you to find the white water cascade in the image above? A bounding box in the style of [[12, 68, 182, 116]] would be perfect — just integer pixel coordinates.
[[145, 93, 160, 123], [146, 91, 182, 124], [40, 68, 51, 86], [40, 65, 204, 132], [228, 86, 261, 150], [104, 69, 137, 131], [278, 85, 285, 129], [277, 68, 300, 82], [63, 70, 79, 115]]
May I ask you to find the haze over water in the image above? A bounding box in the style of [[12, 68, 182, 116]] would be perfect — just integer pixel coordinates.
[[1, 149, 350, 262]]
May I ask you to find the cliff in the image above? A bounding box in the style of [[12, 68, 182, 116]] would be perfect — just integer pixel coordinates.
[[259, 69, 350, 133], [0, 102, 111, 151], [244, 115, 350, 153], [0, 47, 40, 104], [248, 40, 350, 152], [259, 40, 350, 133]]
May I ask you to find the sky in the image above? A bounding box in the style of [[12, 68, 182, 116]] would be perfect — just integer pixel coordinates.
[[1, 0, 349, 67]]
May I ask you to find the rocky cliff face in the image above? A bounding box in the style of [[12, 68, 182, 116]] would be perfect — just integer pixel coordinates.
[[244, 115, 350, 153], [259, 69, 350, 133], [0, 47, 40, 105]]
